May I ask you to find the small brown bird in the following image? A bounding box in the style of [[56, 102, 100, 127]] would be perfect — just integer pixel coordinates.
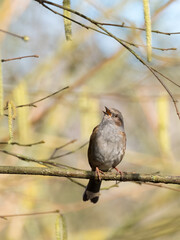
[[83, 107, 126, 203]]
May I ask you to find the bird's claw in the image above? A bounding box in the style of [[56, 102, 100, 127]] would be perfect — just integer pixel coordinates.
[[95, 167, 104, 181]]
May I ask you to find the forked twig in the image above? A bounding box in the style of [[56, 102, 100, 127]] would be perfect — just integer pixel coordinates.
[[50, 139, 77, 158], [99, 22, 180, 35], [49, 141, 89, 160], [4, 86, 69, 110], [34, 0, 180, 120]]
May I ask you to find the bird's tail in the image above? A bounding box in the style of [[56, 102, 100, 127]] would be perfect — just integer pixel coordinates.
[[83, 179, 102, 203]]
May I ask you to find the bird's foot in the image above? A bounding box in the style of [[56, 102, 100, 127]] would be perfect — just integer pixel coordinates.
[[114, 167, 123, 182], [95, 167, 104, 181]]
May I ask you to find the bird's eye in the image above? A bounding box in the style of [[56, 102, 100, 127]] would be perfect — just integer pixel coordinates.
[[114, 114, 118, 118]]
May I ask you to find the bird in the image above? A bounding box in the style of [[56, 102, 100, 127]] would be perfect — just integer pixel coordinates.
[[83, 107, 126, 203]]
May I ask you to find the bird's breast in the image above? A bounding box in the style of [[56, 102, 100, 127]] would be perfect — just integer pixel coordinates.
[[88, 124, 126, 171]]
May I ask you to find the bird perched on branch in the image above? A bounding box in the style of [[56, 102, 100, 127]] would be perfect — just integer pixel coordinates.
[[83, 107, 126, 203]]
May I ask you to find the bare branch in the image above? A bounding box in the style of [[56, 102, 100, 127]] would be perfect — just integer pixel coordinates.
[[68, 178, 180, 193], [143, 182, 180, 192], [3, 86, 69, 110], [98, 22, 180, 35], [1, 147, 180, 189], [0, 210, 60, 220], [1, 55, 39, 62], [50, 139, 77, 158], [0, 166, 179, 185], [0, 149, 79, 170], [49, 141, 88, 160], [96, 26, 180, 119], [0, 140, 45, 147], [34, 1, 176, 52], [68, 178, 86, 188], [16, 86, 69, 108], [151, 67, 180, 87], [0, 29, 29, 41], [34, 0, 180, 120]]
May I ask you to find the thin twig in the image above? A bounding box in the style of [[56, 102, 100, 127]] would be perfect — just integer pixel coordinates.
[[0, 140, 45, 147], [141, 46, 176, 51], [68, 178, 86, 188], [99, 22, 180, 35], [3, 86, 69, 110], [34, 1, 176, 52], [50, 139, 77, 158], [35, 0, 180, 37], [143, 182, 180, 192], [49, 141, 89, 160], [40, 1, 90, 30], [1, 55, 39, 62], [96, 24, 180, 119], [35, 0, 180, 119], [151, 67, 180, 87], [0, 210, 60, 220], [68, 176, 180, 193], [38, 0, 179, 86], [16, 86, 69, 107], [0, 149, 80, 171], [101, 180, 180, 192], [0, 29, 29, 41]]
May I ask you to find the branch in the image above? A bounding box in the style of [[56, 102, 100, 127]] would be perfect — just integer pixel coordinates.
[[0, 29, 29, 41], [1, 143, 180, 190], [49, 141, 88, 160], [143, 182, 180, 192], [67, 178, 180, 192], [1, 55, 39, 62], [0, 166, 179, 185], [0, 149, 78, 170], [34, 0, 180, 120], [16, 86, 69, 108], [3, 86, 69, 110], [0, 140, 45, 147], [0, 210, 59, 219], [50, 139, 77, 158], [99, 22, 180, 35], [33, 1, 176, 52], [95, 24, 180, 120]]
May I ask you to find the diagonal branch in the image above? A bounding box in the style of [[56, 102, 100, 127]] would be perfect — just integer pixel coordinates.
[[49, 141, 89, 160], [50, 139, 77, 158], [34, 1, 176, 52], [16, 86, 69, 108], [0, 29, 29, 41], [4, 86, 69, 110], [34, 0, 180, 120], [0, 166, 179, 185]]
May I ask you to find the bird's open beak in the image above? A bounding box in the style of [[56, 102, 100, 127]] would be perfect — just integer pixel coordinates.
[[103, 106, 111, 116]]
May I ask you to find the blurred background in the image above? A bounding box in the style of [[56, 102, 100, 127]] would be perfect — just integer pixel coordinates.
[[0, 0, 180, 239]]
